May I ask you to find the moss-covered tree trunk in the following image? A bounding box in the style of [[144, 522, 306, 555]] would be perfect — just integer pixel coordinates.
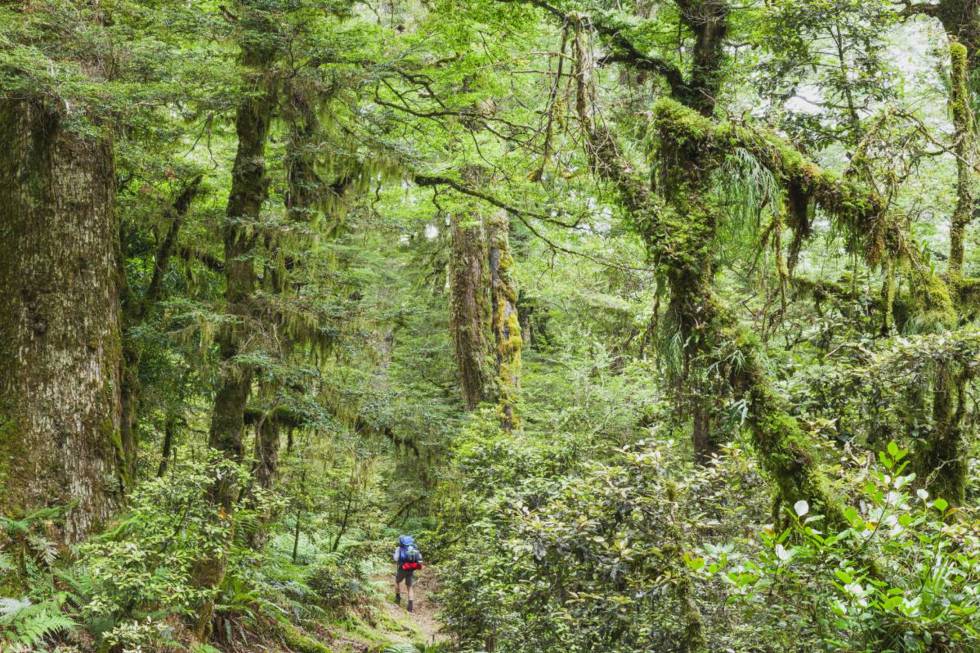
[[678, 0, 729, 117], [571, 1, 728, 462], [658, 152, 724, 462], [449, 209, 492, 410], [254, 412, 280, 492], [947, 41, 974, 278], [487, 211, 522, 430], [918, 364, 969, 504], [195, 7, 278, 636], [0, 99, 122, 543], [912, 41, 974, 505]]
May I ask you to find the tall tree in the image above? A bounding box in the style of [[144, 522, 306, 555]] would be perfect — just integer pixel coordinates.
[[0, 99, 122, 544], [194, 0, 280, 635], [487, 210, 522, 430], [449, 207, 493, 410]]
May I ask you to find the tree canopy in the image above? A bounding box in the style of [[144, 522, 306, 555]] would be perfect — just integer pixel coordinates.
[[0, 1, 979, 652]]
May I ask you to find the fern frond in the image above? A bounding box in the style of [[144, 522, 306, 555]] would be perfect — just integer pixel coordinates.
[[0, 594, 76, 648]]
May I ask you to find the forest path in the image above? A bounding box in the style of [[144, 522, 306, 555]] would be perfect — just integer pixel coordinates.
[[370, 566, 447, 649]]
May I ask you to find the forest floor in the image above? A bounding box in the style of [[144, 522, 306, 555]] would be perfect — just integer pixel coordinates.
[[371, 567, 447, 648], [310, 566, 446, 652]]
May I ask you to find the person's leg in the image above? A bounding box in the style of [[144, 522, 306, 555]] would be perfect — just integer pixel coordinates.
[[394, 570, 402, 603], [406, 572, 415, 612]]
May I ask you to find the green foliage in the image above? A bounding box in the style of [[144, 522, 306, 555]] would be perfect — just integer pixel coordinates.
[[0, 506, 61, 585], [699, 443, 979, 651], [380, 644, 421, 653], [74, 454, 256, 648], [3, 1, 980, 652], [437, 405, 701, 652], [0, 593, 76, 650]]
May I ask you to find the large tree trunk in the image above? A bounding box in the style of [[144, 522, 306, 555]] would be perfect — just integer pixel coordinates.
[[449, 210, 492, 410], [0, 99, 122, 543], [487, 211, 522, 430]]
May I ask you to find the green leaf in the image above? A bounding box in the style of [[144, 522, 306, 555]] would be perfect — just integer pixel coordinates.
[[878, 451, 894, 470], [886, 441, 900, 459]]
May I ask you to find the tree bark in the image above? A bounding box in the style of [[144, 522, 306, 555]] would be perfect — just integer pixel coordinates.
[[449, 209, 492, 410], [253, 412, 280, 492], [918, 364, 969, 504], [487, 211, 522, 430], [194, 6, 278, 636], [677, 0, 729, 116], [157, 412, 178, 478], [0, 99, 122, 543], [948, 40, 974, 277]]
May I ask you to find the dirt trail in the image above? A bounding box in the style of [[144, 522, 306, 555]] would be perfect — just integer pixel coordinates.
[[374, 567, 447, 648]]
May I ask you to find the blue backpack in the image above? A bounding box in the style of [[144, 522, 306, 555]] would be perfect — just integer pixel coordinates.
[[397, 535, 422, 569]]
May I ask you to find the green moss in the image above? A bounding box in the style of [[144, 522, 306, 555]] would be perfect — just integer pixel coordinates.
[[277, 619, 334, 653], [911, 265, 957, 331], [653, 97, 890, 264], [947, 39, 974, 277]]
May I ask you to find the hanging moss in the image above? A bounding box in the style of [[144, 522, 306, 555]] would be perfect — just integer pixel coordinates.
[[653, 98, 891, 264]]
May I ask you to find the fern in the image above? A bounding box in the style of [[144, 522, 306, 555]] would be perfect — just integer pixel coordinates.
[[381, 644, 421, 653], [0, 593, 76, 648]]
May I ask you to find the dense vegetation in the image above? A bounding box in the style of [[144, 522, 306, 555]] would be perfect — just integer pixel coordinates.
[[1, 1, 979, 651]]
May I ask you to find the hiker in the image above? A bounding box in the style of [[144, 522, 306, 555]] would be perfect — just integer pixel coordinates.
[[393, 534, 423, 612]]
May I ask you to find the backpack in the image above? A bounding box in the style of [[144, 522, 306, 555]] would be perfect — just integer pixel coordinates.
[[397, 535, 423, 571]]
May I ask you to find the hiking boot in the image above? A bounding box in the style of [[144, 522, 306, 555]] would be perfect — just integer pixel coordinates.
[[395, 593, 401, 605], [407, 600, 414, 613]]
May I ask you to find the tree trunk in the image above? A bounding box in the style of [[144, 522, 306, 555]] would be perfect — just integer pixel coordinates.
[[0, 99, 122, 543], [487, 211, 522, 430], [194, 9, 278, 636], [947, 40, 974, 277], [918, 364, 969, 504], [679, 0, 729, 117], [253, 413, 280, 492], [157, 412, 178, 478], [449, 210, 492, 410], [207, 86, 273, 503]]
